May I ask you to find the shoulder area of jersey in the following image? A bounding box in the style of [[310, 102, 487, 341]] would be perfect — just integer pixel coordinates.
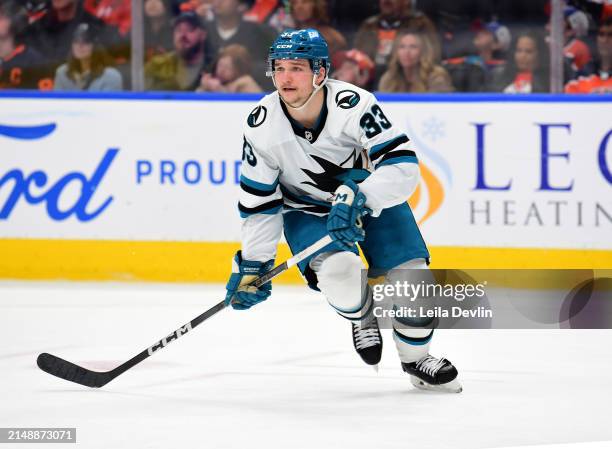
[[245, 91, 279, 130], [326, 79, 374, 112]]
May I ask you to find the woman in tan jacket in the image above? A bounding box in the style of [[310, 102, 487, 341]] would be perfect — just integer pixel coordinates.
[[378, 31, 453, 93], [198, 44, 262, 93]]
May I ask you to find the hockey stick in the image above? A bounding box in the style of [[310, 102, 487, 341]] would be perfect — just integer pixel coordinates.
[[37, 235, 333, 388]]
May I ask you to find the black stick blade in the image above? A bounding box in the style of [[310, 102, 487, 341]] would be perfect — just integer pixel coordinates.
[[37, 353, 113, 388]]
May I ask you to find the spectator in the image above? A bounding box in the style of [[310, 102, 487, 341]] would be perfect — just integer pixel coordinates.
[[546, 6, 592, 73], [144, 0, 174, 61], [54, 22, 122, 90], [288, 0, 346, 56], [378, 31, 453, 92], [207, 0, 277, 89], [198, 43, 262, 92], [416, 0, 493, 59], [145, 11, 210, 90], [0, 0, 53, 89], [443, 21, 511, 91], [565, 17, 612, 93], [471, 21, 511, 70], [489, 32, 550, 93], [332, 48, 375, 90], [25, 0, 122, 70], [354, 0, 440, 85]]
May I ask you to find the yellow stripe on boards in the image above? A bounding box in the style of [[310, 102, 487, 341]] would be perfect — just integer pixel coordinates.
[[0, 239, 610, 283]]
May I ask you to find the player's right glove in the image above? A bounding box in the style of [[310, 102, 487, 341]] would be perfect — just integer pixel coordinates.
[[327, 180, 369, 251], [225, 251, 274, 310]]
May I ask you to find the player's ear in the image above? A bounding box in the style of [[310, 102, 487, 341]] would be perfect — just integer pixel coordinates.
[[316, 67, 326, 84]]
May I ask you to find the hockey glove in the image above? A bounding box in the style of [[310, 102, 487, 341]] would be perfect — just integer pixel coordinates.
[[225, 251, 274, 310], [327, 180, 369, 251]]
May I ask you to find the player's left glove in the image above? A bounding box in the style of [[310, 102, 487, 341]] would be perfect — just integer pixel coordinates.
[[225, 251, 274, 310], [327, 180, 370, 251]]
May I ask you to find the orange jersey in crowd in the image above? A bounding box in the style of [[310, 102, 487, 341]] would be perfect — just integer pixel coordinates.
[[565, 73, 612, 93], [564, 38, 592, 71], [0, 45, 53, 90], [84, 0, 131, 36]]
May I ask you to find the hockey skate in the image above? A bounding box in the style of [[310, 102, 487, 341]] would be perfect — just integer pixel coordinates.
[[351, 312, 382, 367], [402, 355, 462, 393]]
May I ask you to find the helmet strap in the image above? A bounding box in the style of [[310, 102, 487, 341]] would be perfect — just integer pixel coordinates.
[[277, 70, 328, 111]]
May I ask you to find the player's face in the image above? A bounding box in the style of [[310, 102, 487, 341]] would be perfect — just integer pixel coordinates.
[[515, 36, 537, 72], [597, 24, 612, 59], [274, 59, 321, 107], [397, 34, 421, 69]]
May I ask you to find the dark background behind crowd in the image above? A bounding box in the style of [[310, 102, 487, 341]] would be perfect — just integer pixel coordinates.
[[0, 0, 610, 93]]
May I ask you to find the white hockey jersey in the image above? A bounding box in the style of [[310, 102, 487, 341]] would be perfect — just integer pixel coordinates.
[[239, 79, 420, 262]]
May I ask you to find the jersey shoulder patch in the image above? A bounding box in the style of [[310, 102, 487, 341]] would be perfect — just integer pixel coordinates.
[[247, 105, 268, 128], [334, 89, 361, 109]]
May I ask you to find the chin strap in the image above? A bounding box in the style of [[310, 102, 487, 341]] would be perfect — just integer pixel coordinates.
[[274, 72, 328, 111]]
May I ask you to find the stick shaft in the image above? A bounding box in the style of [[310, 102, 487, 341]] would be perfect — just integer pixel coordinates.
[[38, 235, 333, 387]]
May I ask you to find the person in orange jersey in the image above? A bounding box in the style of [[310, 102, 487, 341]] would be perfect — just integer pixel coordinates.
[[565, 17, 612, 93], [0, 1, 53, 89]]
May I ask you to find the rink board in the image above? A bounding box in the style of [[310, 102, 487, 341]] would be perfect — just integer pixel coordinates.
[[0, 92, 610, 281]]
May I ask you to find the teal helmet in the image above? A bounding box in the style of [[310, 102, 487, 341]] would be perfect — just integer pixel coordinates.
[[267, 29, 330, 77]]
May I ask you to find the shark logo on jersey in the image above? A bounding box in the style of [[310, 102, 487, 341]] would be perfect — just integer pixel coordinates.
[[301, 150, 369, 194], [305, 130, 313, 141], [247, 106, 267, 128], [335, 90, 360, 109]]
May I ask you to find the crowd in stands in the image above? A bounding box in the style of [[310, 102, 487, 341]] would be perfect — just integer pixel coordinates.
[[0, 0, 610, 93]]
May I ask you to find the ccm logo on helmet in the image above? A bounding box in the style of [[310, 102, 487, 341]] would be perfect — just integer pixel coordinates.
[[335, 90, 361, 109]]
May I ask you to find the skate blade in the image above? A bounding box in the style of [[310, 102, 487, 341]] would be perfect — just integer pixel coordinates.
[[372, 364, 379, 373], [410, 375, 463, 393]]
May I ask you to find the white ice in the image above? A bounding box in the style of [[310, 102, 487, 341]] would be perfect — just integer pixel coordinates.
[[1, 281, 611, 449]]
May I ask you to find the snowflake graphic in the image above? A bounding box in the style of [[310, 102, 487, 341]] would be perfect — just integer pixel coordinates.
[[421, 117, 445, 142]]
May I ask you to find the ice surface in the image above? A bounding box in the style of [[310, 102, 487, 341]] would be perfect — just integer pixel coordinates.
[[1, 281, 611, 449]]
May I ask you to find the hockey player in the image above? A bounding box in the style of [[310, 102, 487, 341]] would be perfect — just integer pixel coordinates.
[[224, 28, 461, 393]]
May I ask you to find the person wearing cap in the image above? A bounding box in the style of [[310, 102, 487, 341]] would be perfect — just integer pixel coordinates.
[[546, 6, 592, 73], [25, 0, 121, 71], [442, 20, 511, 92], [144, 11, 210, 90], [565, 16, 612, 93], [53, 22, 122, 90], [332, 48, 375, 90]]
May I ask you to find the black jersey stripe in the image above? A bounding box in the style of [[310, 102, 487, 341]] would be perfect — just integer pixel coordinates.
[[369, 134, 410, 161]]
